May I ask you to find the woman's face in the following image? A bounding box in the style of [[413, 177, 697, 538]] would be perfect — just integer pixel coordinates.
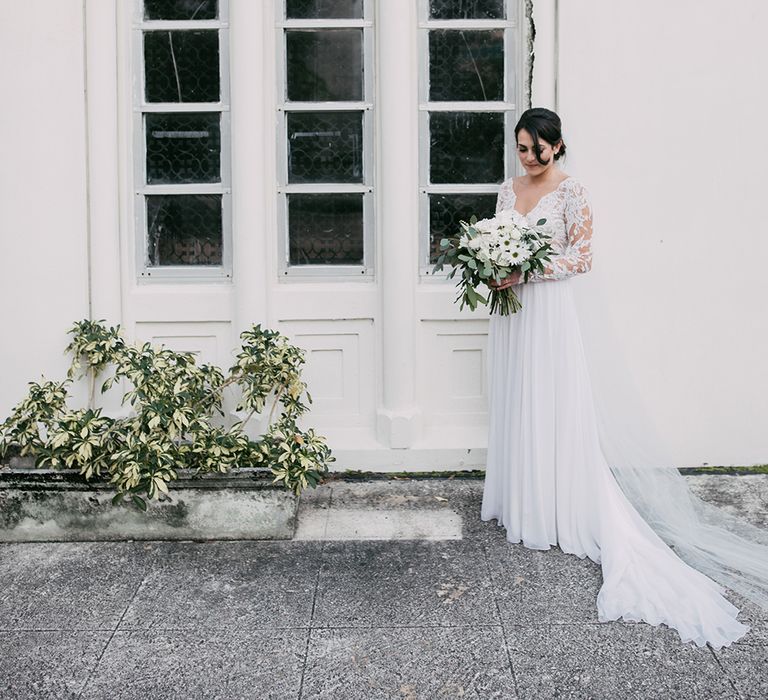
[[516, 128, 561, 175]]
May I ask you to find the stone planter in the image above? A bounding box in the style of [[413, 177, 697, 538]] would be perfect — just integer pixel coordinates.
[[0, 466, 298, 542]]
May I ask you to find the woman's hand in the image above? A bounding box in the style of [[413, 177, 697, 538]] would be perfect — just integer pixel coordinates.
[[487, 270, 522, 290]]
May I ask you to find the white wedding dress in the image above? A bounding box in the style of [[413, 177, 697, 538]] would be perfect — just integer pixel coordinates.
[[480, 175, 766, 648]]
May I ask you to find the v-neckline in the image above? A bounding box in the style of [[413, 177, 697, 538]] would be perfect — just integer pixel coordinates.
[[511, 176, 572, 217]]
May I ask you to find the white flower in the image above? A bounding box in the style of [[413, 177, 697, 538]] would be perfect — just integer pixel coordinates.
[[468, 237, 482, 250], [473, 218, 495, 233]]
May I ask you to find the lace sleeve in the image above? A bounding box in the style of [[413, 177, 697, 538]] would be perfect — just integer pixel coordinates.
[[496, 179, 514, 214], [529, 180, 594, 282]]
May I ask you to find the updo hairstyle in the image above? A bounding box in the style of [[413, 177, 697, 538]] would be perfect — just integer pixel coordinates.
[[514, 107, 566, 165]]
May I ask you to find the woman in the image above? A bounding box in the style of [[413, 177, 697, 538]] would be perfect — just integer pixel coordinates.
[[481, 107, 768, 648]]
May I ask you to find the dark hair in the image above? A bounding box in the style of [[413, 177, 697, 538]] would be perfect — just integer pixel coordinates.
[[514, 108, 566, 165]]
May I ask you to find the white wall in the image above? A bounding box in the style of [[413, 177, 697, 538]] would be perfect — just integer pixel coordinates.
[[0, 0, 89, 413], [557, 0, 768, 465], [0, 0, 765, 468]]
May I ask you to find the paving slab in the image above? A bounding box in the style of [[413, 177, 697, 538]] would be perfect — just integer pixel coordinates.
[[313, 540, 498, 628], [712, 641, 768, 700], [0, 542, 148, 630], [485, 539, 603, 625], [79, 629, 307, 700], [505, 622, 738, 700], [118, 541, 322, 630], [0, 630, 111, 700], [687, 474, 768, 530], [301, 626, 517, 699], [295, 506, 463, 540], [0, 475, 765, 700]]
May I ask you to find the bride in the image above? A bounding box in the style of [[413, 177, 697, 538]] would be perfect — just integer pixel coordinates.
[[480, 107, 768, 648]]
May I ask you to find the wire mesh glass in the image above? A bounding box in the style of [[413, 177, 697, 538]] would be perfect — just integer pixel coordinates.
[[429, 112, 504, 184], [287, 111, 363, 184], [286, 29, 363, 102], [146, 194, 223, 266], [145, 113, 221, 184], [428, 193, 497, 263], [144, 30, 220, 103], [286, 0, 363, 19], [429, 30, 504, 102], [429, 0, 505, 20], [144, 0, 218, 20], [288, 194, 364, 265]]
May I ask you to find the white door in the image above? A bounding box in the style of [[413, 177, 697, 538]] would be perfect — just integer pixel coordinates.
[[117, 0, 531, 470]]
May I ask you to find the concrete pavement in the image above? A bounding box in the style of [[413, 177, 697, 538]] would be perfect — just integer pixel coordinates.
[[0, 475, 766, 699]]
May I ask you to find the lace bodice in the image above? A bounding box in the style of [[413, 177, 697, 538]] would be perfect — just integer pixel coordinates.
[[496, 176, 594, 281]]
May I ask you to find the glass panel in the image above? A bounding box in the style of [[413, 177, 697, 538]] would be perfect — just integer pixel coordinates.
[[288, 194, 364, 265], [287, 112, 363, 184], [286, 30, 363, 102], [286, 0, 363, 19], [429, 30, 504, 102], [144, 0, 218, 20], [430, 112, 504, 184], [147, 194, 222, 266], [429, 0, 505, 20], [144, 30, 220, 103], [146, 113, 220, 184], [428, 193, 497, 263]]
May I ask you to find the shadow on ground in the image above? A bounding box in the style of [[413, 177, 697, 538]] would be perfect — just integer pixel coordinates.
[[0, 476, 766, 699]]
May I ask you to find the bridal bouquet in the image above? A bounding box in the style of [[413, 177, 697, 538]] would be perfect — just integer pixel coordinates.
[[432, 211, 553, 315]]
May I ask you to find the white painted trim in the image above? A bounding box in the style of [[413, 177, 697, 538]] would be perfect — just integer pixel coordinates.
[[417, 0, 523, 276], [137, 20, 228, 30], [274, 0, 375, 278], [280, 19, 372, 29], [132, 0, 232, 281], [84, 0, 123, 327], [529, 0, 558, 110], [279, 184, 371, 193], [375, 0, 422, 448], [418, 102, 516, 112], [138, 103, 228, 112], [280, 101, 373, 111], [138, 184, 231, 195]]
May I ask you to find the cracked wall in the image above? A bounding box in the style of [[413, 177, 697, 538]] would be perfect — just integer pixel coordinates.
[[525, 0, 535, 109]]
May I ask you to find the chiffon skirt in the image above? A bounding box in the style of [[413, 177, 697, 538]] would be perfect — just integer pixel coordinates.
[[480, 278, 748, 648]]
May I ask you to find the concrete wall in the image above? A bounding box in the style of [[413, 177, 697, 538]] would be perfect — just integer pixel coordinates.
[[0, 0, 89, 411], [557, 0, 768, 465], [0, 0, 765, 467]]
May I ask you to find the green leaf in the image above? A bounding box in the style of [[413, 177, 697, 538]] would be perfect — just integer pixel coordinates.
[[131, 495, 147, 512]]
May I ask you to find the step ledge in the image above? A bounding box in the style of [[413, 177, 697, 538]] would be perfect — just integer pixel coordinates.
[[0, 467, 297, 543]]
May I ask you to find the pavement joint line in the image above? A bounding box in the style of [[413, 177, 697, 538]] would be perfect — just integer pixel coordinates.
[[0, 628, 117, 633], [75, 573, 148, 700], [708, 645, 744, 699], [321, 485, 333, 541], [306, 623, 507, 630], [296, 489, 330, 700], [0, 623, 532, 633], [480, 540, 520, 698]]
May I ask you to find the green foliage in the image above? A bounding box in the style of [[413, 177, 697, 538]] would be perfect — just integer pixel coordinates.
[[433, 216, 554, 316], [0, 321, 334, 509]]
